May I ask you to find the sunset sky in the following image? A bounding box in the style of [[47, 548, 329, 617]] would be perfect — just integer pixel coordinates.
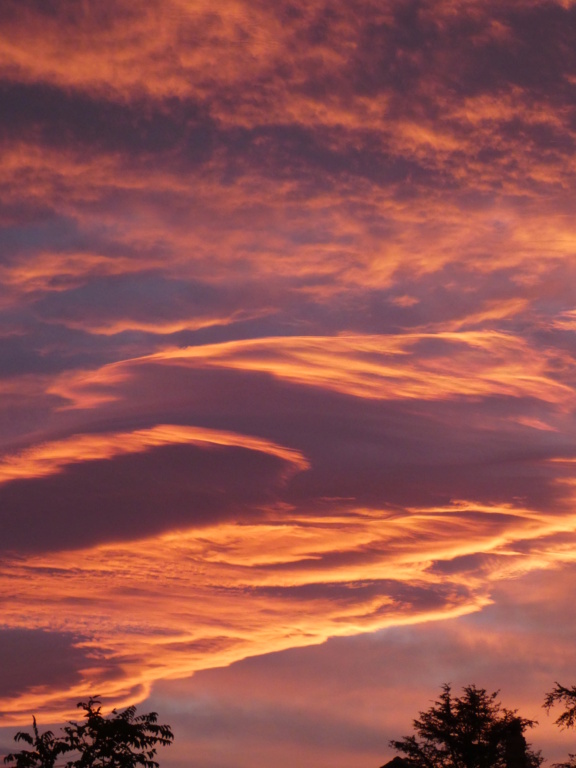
[[1, 1, 576, 766]]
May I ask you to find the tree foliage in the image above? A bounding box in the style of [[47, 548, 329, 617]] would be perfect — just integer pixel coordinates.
[[4, 699, 174, 768], [389, 684, 542, 768], [544, 683, 576, 768], [3, 719, 68, 768], [544, 683, 576, 730]]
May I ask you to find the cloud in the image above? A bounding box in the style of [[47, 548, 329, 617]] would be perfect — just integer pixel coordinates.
[[0, 315, 572, 723], [0, 424, 307, 485], [0, 425, 307, 553], [31, 273, 270, 335], [2, 476, 576, 722], [0, 321, 574, 724], [0, 629, 92, 700], [2, 1, 576, 757]]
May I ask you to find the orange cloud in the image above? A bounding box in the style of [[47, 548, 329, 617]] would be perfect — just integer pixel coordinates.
[[1, 331, 575, 726], [50, 332, 575, 411], [3, 135, 576, 343], [0, 251, 145, 295], [0, 0, 341, 118], [3, 490, 576, 725], [0, 424, 308, 485]]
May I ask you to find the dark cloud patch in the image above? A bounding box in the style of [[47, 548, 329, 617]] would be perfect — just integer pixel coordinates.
[[0, 313, 199, 386], [223, 125, 437, 188], [0, 629, 88, 698], [0, 0, 129, 25], [427, 552, 507, 577], [281, 262, 538, 335], [498, 115, 576, 158], [0, 216, 170, 272], [213, 383, 569, 511], [0, 216, 83, 261], [288, 432, 567, 513], [0, 332, 73, 377], [352, 3, 439, 98], [34, 273, 223, 330], [161, 315, 300, 350], [154, 255, 576, 342], [0, 320, 123, 377], [252, 579, 472, 614], [0, 442, 296, 554], [0, 82, 215, 161], [350, 1, 576, 102], [464, 3, 576, 96], [56, 362, 571, 515], [161, 636, 241, 656]]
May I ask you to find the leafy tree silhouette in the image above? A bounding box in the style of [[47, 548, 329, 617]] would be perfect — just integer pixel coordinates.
[[544, 682, 576, 768], [3, 718, 67, 768], [385, 683, 543, 768], [4, 698, 174, 768]]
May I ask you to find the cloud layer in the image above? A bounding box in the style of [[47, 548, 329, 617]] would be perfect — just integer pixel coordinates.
[[1, 3, 576, 765]]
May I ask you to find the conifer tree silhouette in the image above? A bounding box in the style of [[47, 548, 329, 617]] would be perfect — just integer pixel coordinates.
[[386, 684, 542, 768]]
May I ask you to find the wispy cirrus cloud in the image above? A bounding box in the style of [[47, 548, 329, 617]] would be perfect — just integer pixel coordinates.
[[48, 332, 576, 409]]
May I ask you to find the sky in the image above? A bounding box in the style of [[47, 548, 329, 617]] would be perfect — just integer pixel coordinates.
[[1, 0, 576, 766]]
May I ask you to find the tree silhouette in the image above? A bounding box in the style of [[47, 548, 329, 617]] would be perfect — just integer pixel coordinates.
[[544, 682, 576, 768], [386, 683, 543, 768], [4, 699, 174, 768], [3, 719, 68, 768]]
